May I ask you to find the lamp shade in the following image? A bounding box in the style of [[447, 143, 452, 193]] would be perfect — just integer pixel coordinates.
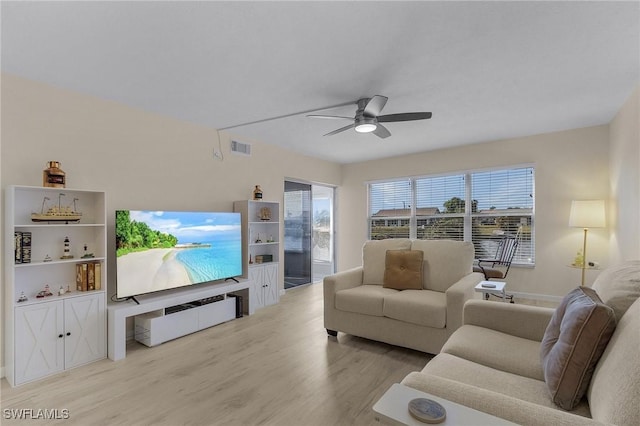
[[569, 200, 606, 228]]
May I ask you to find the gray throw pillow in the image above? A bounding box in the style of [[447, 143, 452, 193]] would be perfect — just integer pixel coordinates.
[[540, 287, 616, 410]]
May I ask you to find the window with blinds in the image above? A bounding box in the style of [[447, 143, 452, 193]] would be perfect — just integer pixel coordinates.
[[415, 174, 466, 241], [367, 166, 535, 265], [471, 167, 534, 264], [369, 180, 412, 239]]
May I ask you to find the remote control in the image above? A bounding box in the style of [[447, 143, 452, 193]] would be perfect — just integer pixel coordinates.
[[481, 282, 497, 288]]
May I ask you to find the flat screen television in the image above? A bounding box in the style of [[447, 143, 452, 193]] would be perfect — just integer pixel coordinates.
[[115, 210, 242, 298]]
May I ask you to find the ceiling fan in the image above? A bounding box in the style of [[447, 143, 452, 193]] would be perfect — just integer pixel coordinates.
[[307, 95, 432, 139]]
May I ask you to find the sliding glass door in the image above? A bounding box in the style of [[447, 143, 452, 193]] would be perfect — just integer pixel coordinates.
[[311, 184, 335, 283], [284, 181, 335, 289], [284, 181, 312, 289]]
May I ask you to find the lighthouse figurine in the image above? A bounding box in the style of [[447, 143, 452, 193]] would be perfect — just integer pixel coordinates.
[[61, 236, 74, 259]]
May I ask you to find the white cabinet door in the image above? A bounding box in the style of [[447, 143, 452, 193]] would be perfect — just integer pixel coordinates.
[[64, 293, 106, 369], [14, 301, 64, 385], [249, 264, 279, 310], [249, 266, 265, 309], [13, 293, 106, 385], [263, 263, 279, 307]]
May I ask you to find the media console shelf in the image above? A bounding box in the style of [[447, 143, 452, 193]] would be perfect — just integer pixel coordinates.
[[107, 279, 251, 360], [134, 295, 236, 347]]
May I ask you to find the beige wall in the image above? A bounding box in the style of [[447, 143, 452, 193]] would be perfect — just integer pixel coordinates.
[[1, 73, 638, 375], [337, 125, 611, 298], [0, 74, 342, 371], [609, 84, 640, 263]]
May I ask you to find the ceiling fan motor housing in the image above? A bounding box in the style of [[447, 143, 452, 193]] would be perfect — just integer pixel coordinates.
[[307, 95, 431, 138], [354, 98, 378, 132], [354, 116, 377, 133]]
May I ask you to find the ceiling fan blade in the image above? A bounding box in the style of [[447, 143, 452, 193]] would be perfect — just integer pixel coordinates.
[[373, 124, 391, 139], [363, 95, 388, 117], [324, 123, 355, 136], [307, 114, 354, 120], [377, 112, 432, 122]]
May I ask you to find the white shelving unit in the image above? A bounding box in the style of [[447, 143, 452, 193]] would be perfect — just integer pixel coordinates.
[[4, 185, 107, 386], [234, 200, 280, 310]]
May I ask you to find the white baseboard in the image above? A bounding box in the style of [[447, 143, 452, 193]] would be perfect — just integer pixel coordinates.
[[510, 291, 563, 304]]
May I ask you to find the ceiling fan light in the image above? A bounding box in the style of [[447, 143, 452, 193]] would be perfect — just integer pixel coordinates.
[[355, 123, 377, 133]]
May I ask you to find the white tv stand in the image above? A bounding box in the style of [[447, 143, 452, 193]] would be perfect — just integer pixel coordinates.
[[107, 279, 252, 360]]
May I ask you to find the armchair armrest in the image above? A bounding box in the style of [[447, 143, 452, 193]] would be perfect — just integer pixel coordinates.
[[463, 300, 554, 342], [445, 272, 484, 332], [323, 267, 363, 307], [323, 267, 363, 332], [402, 373, 605, 426], [323, 267, 363, 294]]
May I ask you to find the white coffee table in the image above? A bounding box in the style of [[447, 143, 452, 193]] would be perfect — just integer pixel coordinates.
[[475, 280, 507, 302], [373, 383, 516, 425]]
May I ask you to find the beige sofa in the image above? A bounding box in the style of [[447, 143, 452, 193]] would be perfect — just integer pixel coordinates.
[[401, 261, 640, 425], [323, 238, 484, 354]]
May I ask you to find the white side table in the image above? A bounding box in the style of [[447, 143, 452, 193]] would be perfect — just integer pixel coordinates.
[[474, 281, 507, 302], [373, 383, 516, 425]]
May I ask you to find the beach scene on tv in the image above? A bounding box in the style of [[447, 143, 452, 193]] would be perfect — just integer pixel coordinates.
[[116, 210, 242, 297]]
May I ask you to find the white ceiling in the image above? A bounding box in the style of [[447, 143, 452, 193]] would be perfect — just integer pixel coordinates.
[[2, 1, 639, 164]]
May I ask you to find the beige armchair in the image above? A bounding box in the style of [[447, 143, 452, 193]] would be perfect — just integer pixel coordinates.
[[323, 239, 483, 354]]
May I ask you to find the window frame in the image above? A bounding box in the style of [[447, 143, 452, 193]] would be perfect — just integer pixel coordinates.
[[367, 164, 535, 266]]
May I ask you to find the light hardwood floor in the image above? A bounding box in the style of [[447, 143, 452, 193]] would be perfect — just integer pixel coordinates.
[[1, 283, 430, 425]]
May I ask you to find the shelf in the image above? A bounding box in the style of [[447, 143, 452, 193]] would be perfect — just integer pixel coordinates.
[[14, 289, 104, 308], [15, 223, 105, 228], [14, 257, 105, 268], [234, 200, 280, 313], [6, 185, 105, 194], [249, 262, 278, 268], [5, 185, 108, 386], [567, 264, 600, 270]]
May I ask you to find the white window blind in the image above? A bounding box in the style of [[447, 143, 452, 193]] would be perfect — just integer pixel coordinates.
[[369, 180, 412, 239], [415, 174, 465, 240], [367, 166, 535, 265], [471, 167, 534, 264]]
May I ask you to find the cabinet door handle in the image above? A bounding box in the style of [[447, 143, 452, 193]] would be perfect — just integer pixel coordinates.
[[66, 332, 71, 336], [58, 334, 64, 338]]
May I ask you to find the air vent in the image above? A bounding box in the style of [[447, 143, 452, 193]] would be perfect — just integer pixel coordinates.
[[231, 140, 251, 156]]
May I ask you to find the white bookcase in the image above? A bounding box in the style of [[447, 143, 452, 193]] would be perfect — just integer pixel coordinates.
[[4, 185, 107, 386], [234, 200, 280, 309]]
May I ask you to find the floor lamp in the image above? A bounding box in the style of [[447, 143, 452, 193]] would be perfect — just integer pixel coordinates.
[[569, 200, 606, 286]]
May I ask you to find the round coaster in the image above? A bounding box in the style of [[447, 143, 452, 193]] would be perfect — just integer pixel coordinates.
[[408, 398, 446, 424]]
